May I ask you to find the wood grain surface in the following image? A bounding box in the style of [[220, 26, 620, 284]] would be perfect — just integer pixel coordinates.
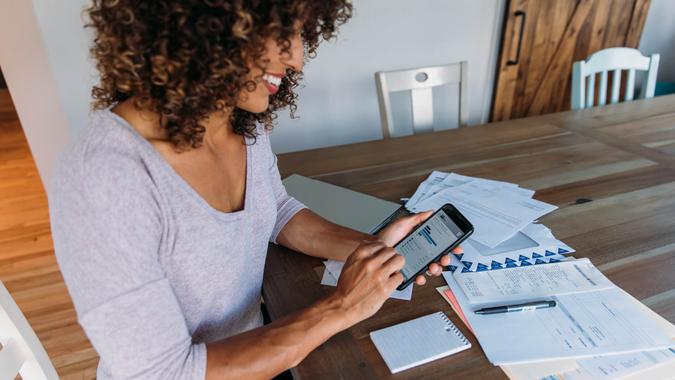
[[264, 94, 675, 379], [491, 0, 651, 121]]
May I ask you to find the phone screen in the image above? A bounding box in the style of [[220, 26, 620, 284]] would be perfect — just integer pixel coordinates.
[[395, 209, 467, 281]]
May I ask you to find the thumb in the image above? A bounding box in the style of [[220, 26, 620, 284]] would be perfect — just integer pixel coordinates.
[[419, 210, 434, 219], [377, 210, 435, 246], [396, 210, 432, 230], [412, 210, 433, 225]]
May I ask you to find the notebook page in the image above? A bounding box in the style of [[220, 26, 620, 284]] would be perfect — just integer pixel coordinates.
[[370, 312, 471, 373]]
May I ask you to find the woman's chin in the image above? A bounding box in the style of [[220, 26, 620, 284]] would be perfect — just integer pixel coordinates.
[[238, 101, 270, 114]]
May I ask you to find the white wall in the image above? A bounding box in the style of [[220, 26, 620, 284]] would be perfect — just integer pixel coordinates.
[[32, 0, 95, 137], [270, 0, 506, 153], [5, 0, 672, 176], [639, 0, 675, 83], [2, 0, 505, 180]]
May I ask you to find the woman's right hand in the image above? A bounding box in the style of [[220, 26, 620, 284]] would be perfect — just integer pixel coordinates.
[[330, 240, 405, 326]]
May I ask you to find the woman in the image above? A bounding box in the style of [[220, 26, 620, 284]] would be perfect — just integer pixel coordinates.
[[49, 1, 459, 379]]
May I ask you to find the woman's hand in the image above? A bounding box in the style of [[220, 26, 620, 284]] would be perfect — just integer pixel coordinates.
[[376, 210, 463, 285], [331, 241, 405, 325]]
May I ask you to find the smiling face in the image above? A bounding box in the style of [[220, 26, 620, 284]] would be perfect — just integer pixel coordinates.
[[236, 32, 305, 114], [87, 0, 352, 149]]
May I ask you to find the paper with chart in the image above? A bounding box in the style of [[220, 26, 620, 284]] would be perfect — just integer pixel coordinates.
[[443, 272, 675, 365], [447, 223, 574, 273], [321, 260, 413, 301], [413, 181, 556, 247], [453, 258, 613, 305]]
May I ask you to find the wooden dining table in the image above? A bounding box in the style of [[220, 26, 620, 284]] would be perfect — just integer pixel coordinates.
[[262, 94, 675, 379]]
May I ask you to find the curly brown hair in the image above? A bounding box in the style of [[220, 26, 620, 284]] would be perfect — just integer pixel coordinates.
[[86, 0, 352, 149]]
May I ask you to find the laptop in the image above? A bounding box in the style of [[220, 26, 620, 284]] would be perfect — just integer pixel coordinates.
[[282, 174, 410, 234]]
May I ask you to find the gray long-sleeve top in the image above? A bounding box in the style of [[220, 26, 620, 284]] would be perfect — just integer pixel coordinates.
[[48, 109, 305, 379]]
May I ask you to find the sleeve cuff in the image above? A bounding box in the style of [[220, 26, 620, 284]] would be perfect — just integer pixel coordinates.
[[270, 197, 306, 244]]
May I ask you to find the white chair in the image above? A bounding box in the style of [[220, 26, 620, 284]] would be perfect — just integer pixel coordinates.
[[0, 281, 59, 380], [375, 61, 469, 138], [571, 47, 660, 110]]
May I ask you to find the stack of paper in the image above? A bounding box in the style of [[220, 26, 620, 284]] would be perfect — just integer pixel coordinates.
[[319, 171, 571, 302], [405, 171, 573, 273], [438, 284, 675, 380], [437, 259, 675, 379]]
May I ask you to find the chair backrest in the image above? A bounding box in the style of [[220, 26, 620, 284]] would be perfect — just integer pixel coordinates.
[[571, 47, 660, 110], [375, 61, 468, 138], [0, 281, 59, 380]]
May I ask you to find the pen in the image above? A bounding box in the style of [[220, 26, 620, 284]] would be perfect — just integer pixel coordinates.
[[474, 300, 556, 315]]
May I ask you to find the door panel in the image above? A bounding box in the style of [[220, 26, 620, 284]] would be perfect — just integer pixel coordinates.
[[491, 0, 651, 121]]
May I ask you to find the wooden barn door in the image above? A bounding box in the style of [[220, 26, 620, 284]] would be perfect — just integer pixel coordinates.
[[491, 0, 651, 121]]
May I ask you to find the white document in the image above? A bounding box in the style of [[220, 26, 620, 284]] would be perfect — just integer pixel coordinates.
[[406, 171, 448, 207], [551, 353, 675, 380], [438, 286, 675, 380], [440, 274, 675, 380], [448, 223, 574, 273], [453, 259, 614, 305], [532, 361, 675, 380], [501, 360, 579, 380], [503, 351, 675, 380], [443, 173, 534, 199], [576, 347, 675, 379], [406, 171, 535, 211], [413, 182, 557, 247], [321, 260, 413, 301], [443, 272, 675, 365]]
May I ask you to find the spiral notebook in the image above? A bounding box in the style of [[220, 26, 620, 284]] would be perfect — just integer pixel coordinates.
[[370, 312, 471, 373]]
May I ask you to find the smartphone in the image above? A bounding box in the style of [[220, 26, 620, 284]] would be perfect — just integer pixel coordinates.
[[394, 204, 474, 290], [369, 206, 413, 235]]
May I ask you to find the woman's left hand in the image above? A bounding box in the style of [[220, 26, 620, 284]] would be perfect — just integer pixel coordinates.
[[375, 210, 463, 286]]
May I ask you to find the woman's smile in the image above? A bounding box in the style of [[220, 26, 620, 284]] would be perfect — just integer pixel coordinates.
[[262, 72, 285, 95]]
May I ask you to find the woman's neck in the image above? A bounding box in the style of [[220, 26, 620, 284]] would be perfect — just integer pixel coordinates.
[[111, 98, 237, 150]]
